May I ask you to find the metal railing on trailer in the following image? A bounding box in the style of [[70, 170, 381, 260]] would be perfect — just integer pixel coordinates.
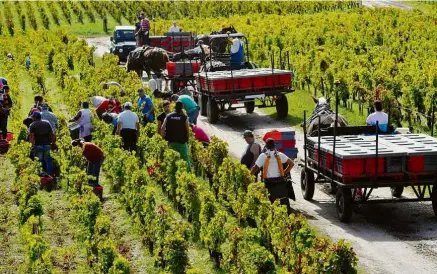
[[300, 83, 437, 223]]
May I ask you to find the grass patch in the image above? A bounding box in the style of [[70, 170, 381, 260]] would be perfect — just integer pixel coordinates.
[[263, 89, 367, 129]]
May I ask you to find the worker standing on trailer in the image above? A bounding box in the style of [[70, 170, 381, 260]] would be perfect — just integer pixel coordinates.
[[134, 16, 142, 47], [70, 102, 93, 142], [366, 100, 388, 132], [241, 130, 262, 169], [161, 101, 191, 170], [137, 88, 155, 124], [251, 138, 294, 214], [140, 12, 150, 46], [228, 35, 245, 65], [117, 102, 140, 152], [170, 94, 199, 125]]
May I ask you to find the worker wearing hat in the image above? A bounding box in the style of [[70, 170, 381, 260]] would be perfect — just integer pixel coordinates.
[[69, 101, 93, 142], [29, 111, 56, 176], [241, 130, 262, 170], [117, 102, 140, 152], [251, 138, 294, 214]]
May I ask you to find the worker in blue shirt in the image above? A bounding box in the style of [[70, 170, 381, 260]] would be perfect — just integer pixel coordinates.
[[137, 88, 155, 124]]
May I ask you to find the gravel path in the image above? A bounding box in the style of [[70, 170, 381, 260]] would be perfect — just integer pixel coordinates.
[[85, 35, 437, 274]]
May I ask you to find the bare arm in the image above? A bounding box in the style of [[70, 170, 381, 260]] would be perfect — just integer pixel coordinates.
[[284, 158, 294, 174], [116, 120, 121, 135], [250, 165, 260, 176], [136, 121, 140, 137], [161, 118, 168, 137]]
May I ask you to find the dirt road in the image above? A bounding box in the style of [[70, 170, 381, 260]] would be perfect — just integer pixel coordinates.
[[85, 36, 437, 274], [362, 0, 412, 10]]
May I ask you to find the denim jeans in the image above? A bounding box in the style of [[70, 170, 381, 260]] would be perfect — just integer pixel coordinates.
[[86, 157, 103, 187], [187, 109, 199, 125], [35, 145, 53, 176]]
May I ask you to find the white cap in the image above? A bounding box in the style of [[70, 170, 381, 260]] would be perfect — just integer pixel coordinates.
[[124, 102, 133, 108]]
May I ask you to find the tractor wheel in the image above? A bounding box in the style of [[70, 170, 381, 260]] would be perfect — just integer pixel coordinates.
[[431, 184, 437, 218], [391, 186, 404, 198], [300, 169, 315, 200], [207, 98, 219, 124], [276, 95, 288, 119], [199, 94, 208, 116], [336, 188, 353, 223], [244, 101, 255, 114]]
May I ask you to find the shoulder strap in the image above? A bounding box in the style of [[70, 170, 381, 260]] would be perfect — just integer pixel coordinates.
[[275, 152, 285, 177], [262, 154, 271, 179]]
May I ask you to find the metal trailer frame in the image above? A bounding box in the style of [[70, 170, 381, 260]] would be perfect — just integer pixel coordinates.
[[299, 84, 437, 223], [193, 33, 294, 123]]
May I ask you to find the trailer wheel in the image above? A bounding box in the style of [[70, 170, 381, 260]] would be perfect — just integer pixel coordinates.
[[432, 185, 437, 218], [300, 169, 315, 200], [391, 186, 404, 198], [244, 101, 255, 114], [207, 98, 219, 124], [336, 188, 353, 223], [329, 182, 337, 194], [276, 95, 288, 119], [199, 94, 208, 116]]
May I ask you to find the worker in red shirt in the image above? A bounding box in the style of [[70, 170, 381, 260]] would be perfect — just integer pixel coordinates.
[[71, 139, 105, 188]]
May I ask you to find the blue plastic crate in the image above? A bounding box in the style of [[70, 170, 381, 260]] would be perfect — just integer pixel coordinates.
[[280, 131, 295, 140], [283, 148, 298, 159]]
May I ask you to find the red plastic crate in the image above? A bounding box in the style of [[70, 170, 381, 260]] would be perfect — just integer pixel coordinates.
[[40, 176, 53, 185], [279, 74, 292, 85], [408, 155, 424, 173], [239, 77, 253, 89], [253, 75, 267, 89], [336, 158, 365, 176], [94, 185, 103, 193], [365, 158, 385, 174], [282, 140, 296, 149], [0, 140, 10, 154], [166, 62, 176, 76], [263, 131, 282, 141]]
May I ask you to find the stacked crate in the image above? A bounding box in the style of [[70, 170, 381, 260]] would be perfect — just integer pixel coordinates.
[[166, 61, 200, 77], [264, 130, 298, 159], [196, 69, 292, 93]]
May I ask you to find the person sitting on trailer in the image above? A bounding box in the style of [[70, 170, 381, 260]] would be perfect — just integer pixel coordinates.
[[190, 123, 210, 147], [228, 35, 245, 65], [170, 94, 199, 125], [250, 138, 294, 214], [241, 130, 262, 170], [366, 100, 388, 132], [169, 21, 180, 33]]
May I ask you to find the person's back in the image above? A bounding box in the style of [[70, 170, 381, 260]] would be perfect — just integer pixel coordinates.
[[230, 38, 244, 64], [165, 111, 188, 144], [118, 109, 138, 130], [41, 111, 58, 133], [366, 100, 388, 132], [29, 120, 52, 146], [191, 125, 209, 143], [178, 95, 197, 112]]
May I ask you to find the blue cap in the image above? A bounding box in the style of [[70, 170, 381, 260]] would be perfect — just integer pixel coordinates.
[[32, 111, 41, 118]]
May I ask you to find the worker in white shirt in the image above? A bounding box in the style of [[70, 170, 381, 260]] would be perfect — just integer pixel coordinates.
[[116, 102, 140, 152], [192, 40, 211, 56], [169, 21, 180, 32], [251, 138, 294, 214], [228, 36, 244, 65], [366, 100, 389, 132]]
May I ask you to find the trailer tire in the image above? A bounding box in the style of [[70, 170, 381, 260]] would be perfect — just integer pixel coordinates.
[[199, 94, 208, 116], [207, 98, 219, 124], [329, 182, 337, 194], [276, 95, 288, 119], [244, 101, 255, 114], [336, 188, 353, 223], [300, 169, 315, 200], [432, 185, 437, 218], [391, 186, 404, 198]]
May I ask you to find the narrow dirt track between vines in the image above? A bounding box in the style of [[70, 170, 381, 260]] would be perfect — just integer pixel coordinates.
[[86, 36, 437, 274]]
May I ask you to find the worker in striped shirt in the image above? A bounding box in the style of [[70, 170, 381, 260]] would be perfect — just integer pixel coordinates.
[[140, 12, 150, 46]]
